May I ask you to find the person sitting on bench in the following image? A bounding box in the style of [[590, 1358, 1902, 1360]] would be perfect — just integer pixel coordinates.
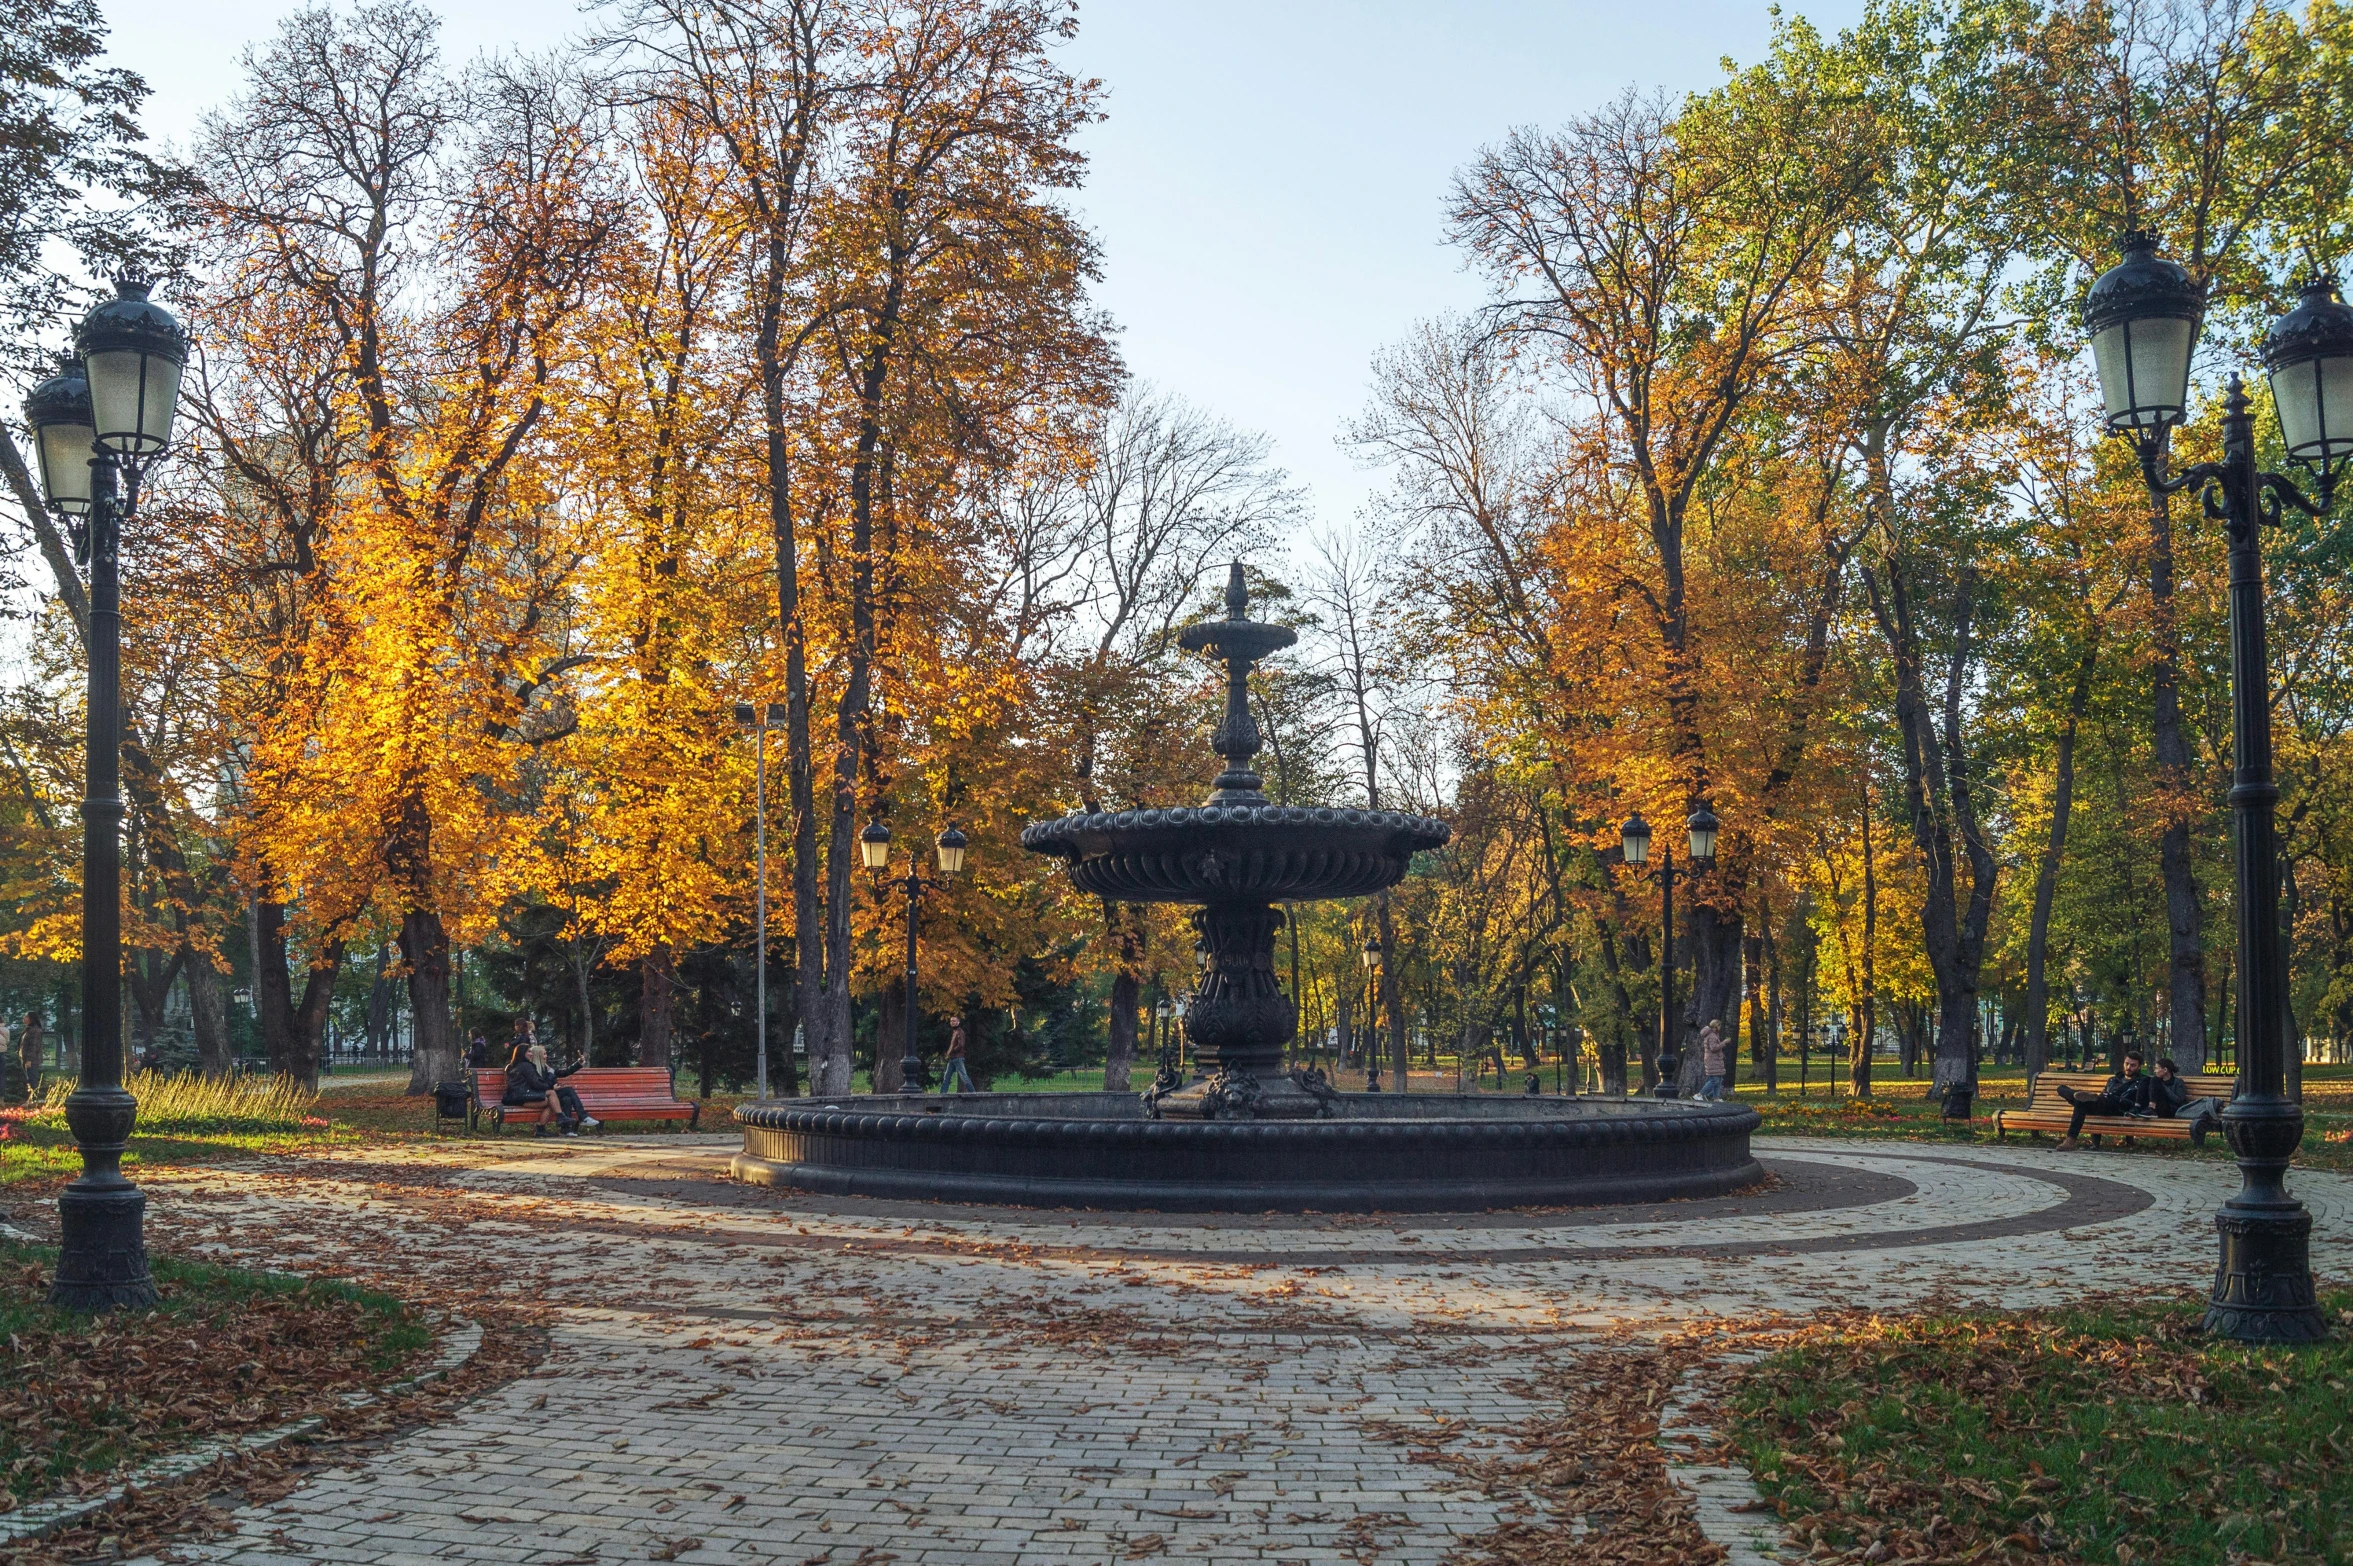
[[2150, 1056, 2222, 1148], [2055, 1051, 2153, 1149], [503, 1042, 598, 1135]]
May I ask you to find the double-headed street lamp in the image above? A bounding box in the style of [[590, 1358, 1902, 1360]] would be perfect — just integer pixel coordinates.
[[1619, 806, 1719, 1100], [860, 818, 969, 1092], [733, 702, 786, 1098], [2083, 233, 2353, 1343], [23, 277, 189, 1313]]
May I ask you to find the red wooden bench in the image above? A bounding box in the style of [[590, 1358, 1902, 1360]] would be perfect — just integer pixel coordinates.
[[473, 1066, 702, 1133]]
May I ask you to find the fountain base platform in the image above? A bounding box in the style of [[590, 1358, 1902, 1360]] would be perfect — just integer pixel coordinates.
[[732, 1093, 1762, 1212]]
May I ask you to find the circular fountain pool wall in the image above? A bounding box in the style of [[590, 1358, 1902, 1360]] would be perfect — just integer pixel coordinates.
[[731, 1094, 1762, 1212]]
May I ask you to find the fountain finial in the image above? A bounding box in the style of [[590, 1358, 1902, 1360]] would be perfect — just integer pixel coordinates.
[[1178, 564, 1296, 804]]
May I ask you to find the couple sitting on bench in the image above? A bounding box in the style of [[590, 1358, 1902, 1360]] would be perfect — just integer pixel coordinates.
[[2054, 1050, 2219, 1150], [503, 1041, 602, 1135]]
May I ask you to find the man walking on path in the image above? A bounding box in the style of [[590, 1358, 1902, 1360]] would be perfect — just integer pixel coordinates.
[[941, 1016, 976, 1093]]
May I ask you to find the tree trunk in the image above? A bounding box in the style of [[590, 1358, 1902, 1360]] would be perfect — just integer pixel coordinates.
[[640, 943, 676, 1069], [254, 901, 294, 1077], [188, 946, 231, 1079], [1595, 915, 1635, 1095], [400, 907, 457, 1093], [19, 1009, 42, 1092], [363, 945, 393, 1059], [1854, 776, 1878, 1098], [1104, 904, 1143, 1091], [1863, 562, 1993, 1114], [1378, 891, 1407, 1092], [1761, 912, 1780, 1095], [126, 949, 173, 1074], [255, 899, 342, 1093], [875, 981, 905, 1093], [2146, 482, 2209, 1069], [1743, 931, 1764, 1093], [1680, 900, 1742, 1096], [2027, 635, 2097, 1077]]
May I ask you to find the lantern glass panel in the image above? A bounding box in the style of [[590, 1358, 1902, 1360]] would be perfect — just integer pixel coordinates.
[[36, 419, 96, 516], [935, 834, 966, 875], [2091, 314, 2196, 431], [86, 348, 181, 457], [2269, 352, 2353, 467]]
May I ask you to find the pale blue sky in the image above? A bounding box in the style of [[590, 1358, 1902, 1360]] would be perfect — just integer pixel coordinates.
[[103, 0, 1867, 525]]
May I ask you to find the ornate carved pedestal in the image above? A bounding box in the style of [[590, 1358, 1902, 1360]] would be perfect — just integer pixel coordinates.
[[51, 1084, 156, 1312]]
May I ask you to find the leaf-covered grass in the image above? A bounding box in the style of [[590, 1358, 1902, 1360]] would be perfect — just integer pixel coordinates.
[[0, 1242, 429, 1506], [1726, 1291, 2353, 1564]]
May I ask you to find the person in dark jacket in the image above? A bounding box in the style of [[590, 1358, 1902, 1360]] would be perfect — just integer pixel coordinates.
[[2055, 1051, 2152, 1149], [503, 1042, 598, 1134], [2150, 1057, 2221, 1148]]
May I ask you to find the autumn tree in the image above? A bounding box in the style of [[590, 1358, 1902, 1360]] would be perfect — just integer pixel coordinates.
[[193, 2, 621, 1091]]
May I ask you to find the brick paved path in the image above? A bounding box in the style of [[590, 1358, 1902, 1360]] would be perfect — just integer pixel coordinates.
[[138, 1137, 2351, 1565]]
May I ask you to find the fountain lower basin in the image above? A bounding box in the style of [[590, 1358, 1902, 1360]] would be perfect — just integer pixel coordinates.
[[731, 1093, 1762, 1212]]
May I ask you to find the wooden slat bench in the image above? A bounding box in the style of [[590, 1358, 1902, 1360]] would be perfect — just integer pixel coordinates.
[[1994, 1069, 2234, 1145], [474, 1066, 702, 1133]]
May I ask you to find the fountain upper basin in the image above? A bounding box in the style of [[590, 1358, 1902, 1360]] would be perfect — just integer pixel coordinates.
[[1019, 804, 1451, 904]]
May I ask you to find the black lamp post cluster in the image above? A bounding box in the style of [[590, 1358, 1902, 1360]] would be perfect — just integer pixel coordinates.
[[860, 818, 969, 1090], [21, 278, 190, 1313], [1619, 806, 1718, 1099], [2082, 234, 2353, 1343]]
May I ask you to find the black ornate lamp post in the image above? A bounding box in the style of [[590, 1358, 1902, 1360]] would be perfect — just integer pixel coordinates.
[[2084, 234, 2351, 1343], [862, 819, 969, 1092], [22, 278, 188, 1313], [1359, 934, 1384, 1091], [1621, 807, 1717, 1099]]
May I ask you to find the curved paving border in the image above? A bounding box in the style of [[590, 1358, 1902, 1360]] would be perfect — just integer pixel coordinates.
[[549, 1147, 2155, 1267], [589, 1149, 1916, 1228]]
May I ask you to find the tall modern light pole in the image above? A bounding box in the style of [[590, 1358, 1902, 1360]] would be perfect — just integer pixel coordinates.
[[1619, 807, 1718, 1099], [860, 819, 969, 1092], [733, 702, 785, 1099], [23, 278, 189, 1312], [2082, 233, 2351, 1342]]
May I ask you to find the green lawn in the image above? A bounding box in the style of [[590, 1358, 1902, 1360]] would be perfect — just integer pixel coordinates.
[[1727, 1290, 2353, 1565]]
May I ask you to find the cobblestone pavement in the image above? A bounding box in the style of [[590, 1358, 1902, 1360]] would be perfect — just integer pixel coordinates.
[[140, 1135, 2351, 1565]]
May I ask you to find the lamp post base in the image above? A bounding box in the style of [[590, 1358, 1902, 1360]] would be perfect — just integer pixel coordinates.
[[2203, 1098, 2328, 1343], [2203, 1204, 2326, 1342], [50, 1183, 156, 1314]]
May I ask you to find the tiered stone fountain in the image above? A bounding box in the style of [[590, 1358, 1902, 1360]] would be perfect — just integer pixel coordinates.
[[734, 567, 1760, 1211]]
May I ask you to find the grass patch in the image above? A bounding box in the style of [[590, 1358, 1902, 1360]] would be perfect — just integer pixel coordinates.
[[1726, 1291, 2353, 1564], [0, 1072, 347, 1188], [31, 1071, 324, 1135], [0, 1242, 428, 1506]]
